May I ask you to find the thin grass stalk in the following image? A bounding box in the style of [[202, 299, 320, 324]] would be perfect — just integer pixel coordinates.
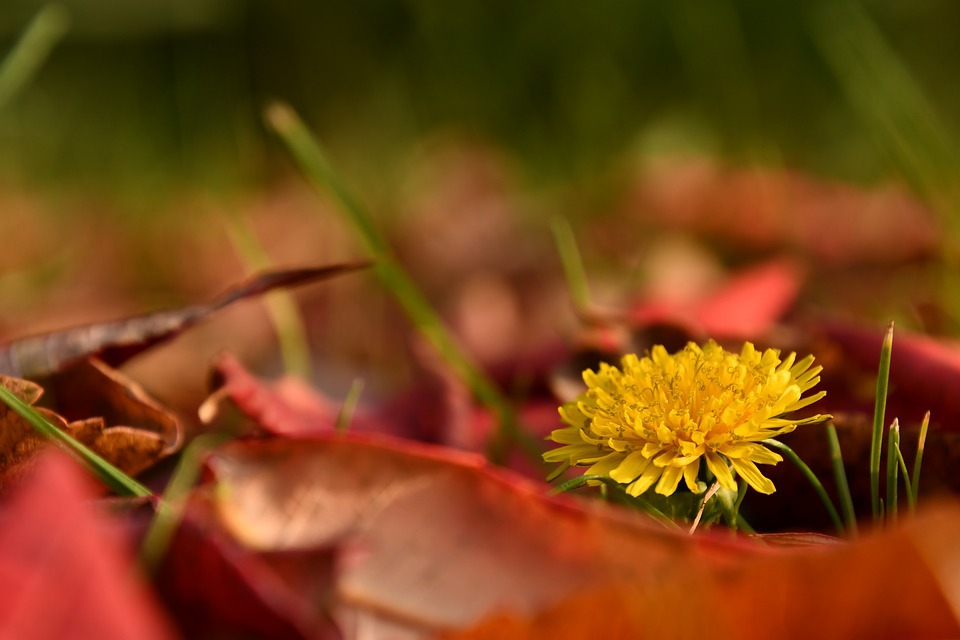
[[764, 438, 844, 534], [226, 216, 313, 379], [264, 102, 535, 462], [825, 422, 858, 537], [0, 4, 69, 110], [886, 419, 900, 524], [911, 411, 929, 503], [0, 385, 151, 497], [139, 432, 230, 573], [869, 322, 894, 521], [894, 444, 914, 512], [550, 217, 591, 310], [336, 378, 365, 433]]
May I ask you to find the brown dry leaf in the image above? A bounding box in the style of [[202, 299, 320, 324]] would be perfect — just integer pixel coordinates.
[[0, 263, 369, 379], [45, 358, 181, 476], [0, 359, 181, 489], [0, 375, 67, 488]]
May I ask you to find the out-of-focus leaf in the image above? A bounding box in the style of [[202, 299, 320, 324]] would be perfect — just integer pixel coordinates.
[[204, 350, 477, 445], [155, 501, 340, 640], [0, 450, 176, 639], [204, 352, 414, 439], [200, 436, 960, 639], [0, 262, 369, 379], [0, 360, 181, 490], [628, 158, 938, 264], [452, 503, 960, 639], [201, 437, 766, 637], [689, 258, 803, 339], [817, 319, 960, 428], [47, 358, 182, 475]]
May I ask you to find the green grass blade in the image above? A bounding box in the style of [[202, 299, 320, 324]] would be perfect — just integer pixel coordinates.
[[225, 215, 313, 379], [0, 385, 151, 497], [886, 419, 900, 524], [869, 322, 894, 521], [894, 441, 914, 512], [0, 4, 69, 111], [826, 422, 857, 537], [550, 217, 591, 310], [138, 432, 230, 573], [764, 438, 844, 535], [264, 102, 537, 462], [911, 411, 930, 502]]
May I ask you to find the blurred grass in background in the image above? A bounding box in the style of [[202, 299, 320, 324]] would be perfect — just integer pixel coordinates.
[[2, 0, 959, 206]]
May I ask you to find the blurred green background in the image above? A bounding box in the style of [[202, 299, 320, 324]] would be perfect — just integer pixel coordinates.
[[2, 0, 959, 206]]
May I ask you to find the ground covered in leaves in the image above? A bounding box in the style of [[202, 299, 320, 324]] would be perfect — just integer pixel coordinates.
[[2, 150, 959, 639]]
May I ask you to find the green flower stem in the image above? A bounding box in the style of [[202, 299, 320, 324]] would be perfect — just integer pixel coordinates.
[[550, 217, 591, 310], [715, 479, 745, 532], [0, 385, 151, 497], [264, 102, 537, 463], [764, 438, 844, 534], [825, 423, 858, 537], [0, 4, 69, 111], [870, 322, 894, 522], [550, 474, 679, 529], [886, 419, 900, 524], [735, 513, 756, 535], [911, 411, 930, 504], [226, 216, 313, 380], [139, 432, 231, 573]]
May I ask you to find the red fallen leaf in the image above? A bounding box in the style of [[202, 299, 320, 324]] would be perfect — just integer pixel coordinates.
[[690, 258, 803, 339], [155, 501, 339, 640], [199, 436, 960, 638], [0, 262, 369, 379], [626, 257, 804, 343], [453, 504, 960, 639], [0, 451, 176, 639], [204, 350, 473, 445], [204, 352, 419, 439]]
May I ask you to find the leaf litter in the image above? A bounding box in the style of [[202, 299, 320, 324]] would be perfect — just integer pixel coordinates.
[[2, 160, 960, 639]]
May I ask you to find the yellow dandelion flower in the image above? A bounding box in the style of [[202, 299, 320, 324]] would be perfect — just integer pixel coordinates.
[[544, 341, 829, 497]]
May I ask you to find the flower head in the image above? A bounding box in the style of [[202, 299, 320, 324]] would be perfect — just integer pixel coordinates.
[[544, 341, 829, 497]]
